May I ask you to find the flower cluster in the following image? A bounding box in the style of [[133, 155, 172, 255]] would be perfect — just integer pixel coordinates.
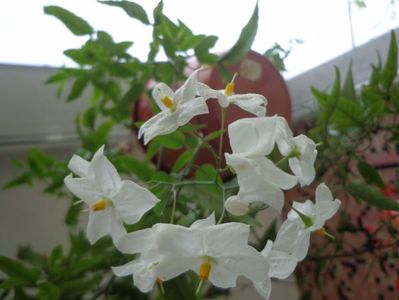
[[64, 69, 340, 299]]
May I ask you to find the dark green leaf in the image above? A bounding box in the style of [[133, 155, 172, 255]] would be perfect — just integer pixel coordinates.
[[67, 77, 89, 102], [357, 159, 385, 188], [0, 278, 25, 290], [218, 2, 258, 65], [156, 130, 186, 149], [38, 282, 60, 300], [381, 30, 398, 91], [3, 172, 33, 190], [194, 36, 219, 64], [346, 181, 399, 210], [65, 201, 83, 226], [44, 6, 93, 36], [99, 1, 150, 25], [342, 62, 356, 100], [0, 256, 40, 284]]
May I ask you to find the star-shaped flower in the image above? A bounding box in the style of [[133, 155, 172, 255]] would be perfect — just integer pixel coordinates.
[[198, 73, 267, 117], [286, 183, 341, 260], [224, 116, 297, 214], [138, 69, 208, 145], [64, 146, 159, 244]]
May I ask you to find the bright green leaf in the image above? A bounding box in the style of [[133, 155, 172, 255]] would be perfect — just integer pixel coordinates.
[[171, 149, 193, 173]]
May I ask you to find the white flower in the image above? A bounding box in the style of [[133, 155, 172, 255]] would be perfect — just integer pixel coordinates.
[[278, 134, 318, 186], [225, 154, 297, 213], [198, 73, 267, 117], [286, 183, 341, 260], [138, 69, 208, 145], [155, 214, 269, 289], [112, 250, 161, 293], [64, 146, 159, 244]]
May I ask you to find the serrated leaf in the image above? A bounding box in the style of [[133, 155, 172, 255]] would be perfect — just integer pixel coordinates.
[[346, 182, 399, 211], [99, 1, 150, 25], [0, 256, 40, 284], [39, 282, 60, 300], [357, 159, 385, 189], [218, 2, 258, 65], [381, 30, 398, 91], [44, 6, 93, 36]]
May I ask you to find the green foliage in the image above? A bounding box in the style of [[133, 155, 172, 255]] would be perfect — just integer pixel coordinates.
[[44, 6, 93, 36], [99, 0, 150, 25], [218, 2, 258, 65]]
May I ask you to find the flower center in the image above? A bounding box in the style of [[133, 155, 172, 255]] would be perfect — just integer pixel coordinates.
[[161, 96, 176, 111], [92, 198, 108, 212], [199, 262, 212, 280], [223, 72, 238, 96], [315, 227, 326, 237]]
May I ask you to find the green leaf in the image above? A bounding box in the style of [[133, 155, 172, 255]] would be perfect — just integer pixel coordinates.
[[3, 172, 33, 190], [0, 256, 40, 284], [171, 149, 193, 173], [111, 155, 155, 181], [342, 61, 356, 100], [0, 278, 25, 290], [99, 1, 150, 25], [357, 159, 385, 188], [194, 35, 219, 64], [67, 77, 89, 102], [381, 30, 398, 91], [38, 282, 60, 300], [346, 182, 399, 211], [156, 130, 186, 149], [44, 6, 93, 36], [65, 201, 83, 227], [218, 2, 258, 65]]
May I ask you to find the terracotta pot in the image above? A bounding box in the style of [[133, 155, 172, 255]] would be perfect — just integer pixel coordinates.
[[133, 50, 292, 178]]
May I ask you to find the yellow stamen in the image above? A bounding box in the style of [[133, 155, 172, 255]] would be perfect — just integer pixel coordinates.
[[315, 227, 326, 237], [199, 262, 211, 280], [223, 72, 238, 96], [161, 96, 176, 111], [92, 199, 108, 212]]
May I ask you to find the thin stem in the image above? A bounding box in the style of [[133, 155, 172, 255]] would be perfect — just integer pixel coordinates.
[[195, 279, 205, 296], [217, 108, 227, 170], [169, 188, 178, 224], [216, 186, 226, 224]]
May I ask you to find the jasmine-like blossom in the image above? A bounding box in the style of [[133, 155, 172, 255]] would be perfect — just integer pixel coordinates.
[[113, 214, 270, 296], [198, 73, 267, 117], [64, 146, 159, 244], [138, 69, 208, 145], [225, 116, 297, 213], [286, 183, 341, 260]]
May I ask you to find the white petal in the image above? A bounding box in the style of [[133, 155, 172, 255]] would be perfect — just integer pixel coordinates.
[[64, 175, 102, 205], [68, 155, 90, 177], [224, 195, 249, 216], [257, 156, 297, 190], [289, 200, 315, 220], [228, 116, 279, 156], [174, 69, 200, 104], [112, 180, 159, 224], [292, 230, 311, 261], [208, 263, 239, 288], [116, 228, 154, 254], [254, 278, 272, 300], [275, 117, 294, 155], [109, 211, 127, 243], [190, 212, 216, 229], [152, 83, 175, 111], [315, 183, 333, 202], [260, 240, 274, 258], [87, 210, 112, 244], [175, 96, 209, 126], [228, 93, 267, 117], [197, 83, 229, 107], [204, 223, 251, 256], [112, 260, 137, 277], [139, 112, 179, 145], [268, 251, 297, 279], [89, 151, 121, 196], [156, 256, 196, 281]]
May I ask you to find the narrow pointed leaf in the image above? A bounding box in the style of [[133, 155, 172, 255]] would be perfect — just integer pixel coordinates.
[[218, 2, 258, 65], [342, 61, 356, 100], [98, 1, 150, 25], [381, 30, 398, 91], [357, 159, 384, 188], [44, 6, 93, 36], [346, 182, 399, 211], [0, 256, 40, 284]]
